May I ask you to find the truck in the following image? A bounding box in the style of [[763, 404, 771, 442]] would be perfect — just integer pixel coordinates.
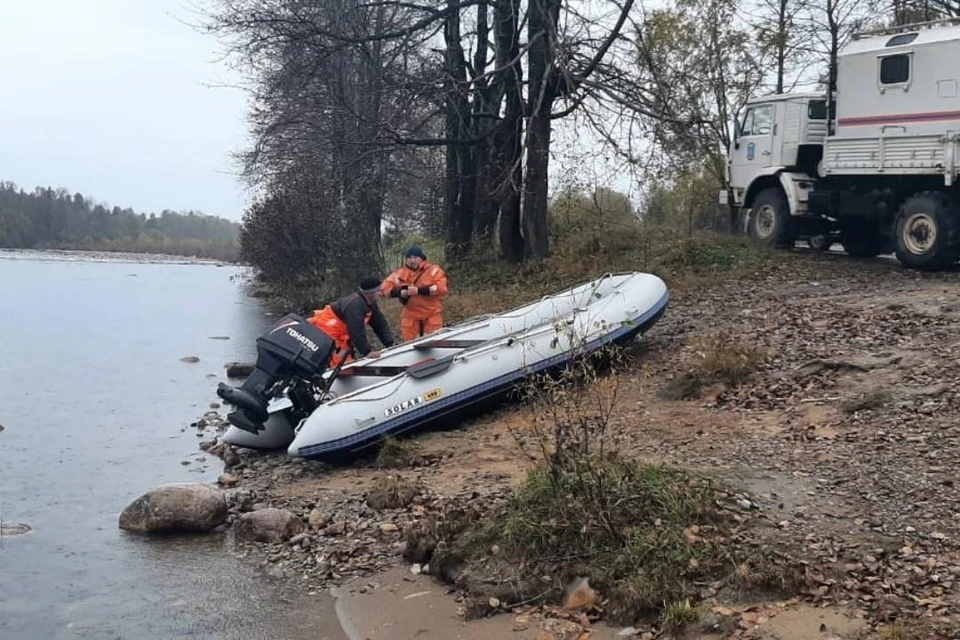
[[726, 17, 960, 270]]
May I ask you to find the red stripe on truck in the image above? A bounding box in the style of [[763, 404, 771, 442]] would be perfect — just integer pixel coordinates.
[[838, 109, 960, 126]]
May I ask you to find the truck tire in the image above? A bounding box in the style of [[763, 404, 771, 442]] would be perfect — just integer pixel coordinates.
[[809, 234, 832, 252], [748, 188, 794, 248], [894, 191, 960, 271]]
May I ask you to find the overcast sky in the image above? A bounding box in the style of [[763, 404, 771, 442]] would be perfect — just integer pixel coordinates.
[[0, 0, 249, 221]]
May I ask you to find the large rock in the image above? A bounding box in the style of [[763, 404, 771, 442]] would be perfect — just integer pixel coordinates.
[[235, 507, 304, 543], [225, 362, 255, 378], [0, 522, 32, 536], [562, 577, 598, 610], [119, 483, 228, 534]]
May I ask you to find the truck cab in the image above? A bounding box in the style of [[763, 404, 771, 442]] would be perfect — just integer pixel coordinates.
[[729, 93, 828, 210]]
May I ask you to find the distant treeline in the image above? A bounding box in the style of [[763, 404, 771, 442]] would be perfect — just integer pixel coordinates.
[[0, 181, 240, 261]]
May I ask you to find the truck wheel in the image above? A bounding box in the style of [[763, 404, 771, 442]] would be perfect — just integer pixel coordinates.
[[809, 234, 832, 252], [748, 188, 794, 248], [894, 191, 960, 271]]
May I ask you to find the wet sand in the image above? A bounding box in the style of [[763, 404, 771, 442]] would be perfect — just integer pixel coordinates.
[[332, 567, 626, 640]]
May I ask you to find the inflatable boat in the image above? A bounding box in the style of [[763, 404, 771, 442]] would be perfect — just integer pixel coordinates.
[[217, 271, 668, 460]]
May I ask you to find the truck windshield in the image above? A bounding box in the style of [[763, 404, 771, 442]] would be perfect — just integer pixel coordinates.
[[808, 100, 827, 120]]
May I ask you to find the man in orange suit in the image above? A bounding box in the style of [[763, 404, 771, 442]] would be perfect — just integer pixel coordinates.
[[381, 246, 449, 342], [308, 276, 395, 367]]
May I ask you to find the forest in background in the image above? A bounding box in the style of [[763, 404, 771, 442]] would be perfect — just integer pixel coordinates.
[[196, 0, 958, 296], [0, 182, 240, 261]]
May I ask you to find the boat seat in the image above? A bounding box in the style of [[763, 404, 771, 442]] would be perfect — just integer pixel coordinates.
[[336, 355, 456, 379], [406, 355, 455, 379]]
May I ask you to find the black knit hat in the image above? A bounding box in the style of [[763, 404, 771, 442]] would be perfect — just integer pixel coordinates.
[[405, 245, 426, 259], [358, 277, 382, 293]]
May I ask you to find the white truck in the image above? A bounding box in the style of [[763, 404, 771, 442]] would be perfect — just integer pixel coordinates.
[[726, 18, 960, 270]]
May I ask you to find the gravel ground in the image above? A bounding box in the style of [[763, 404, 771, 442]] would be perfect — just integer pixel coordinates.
[[199, 250, 960, 639]]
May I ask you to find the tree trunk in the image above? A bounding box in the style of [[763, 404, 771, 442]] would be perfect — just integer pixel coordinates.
[[467, 0, 494, 247], [522, 111, 552, 259], [776, 0, 787, 93], [827, 0, 839, 136], [494, 93, 525, 262], [443, 0, 472, 260], [494, 0, 525, 262], [520, 0, 559, 261]]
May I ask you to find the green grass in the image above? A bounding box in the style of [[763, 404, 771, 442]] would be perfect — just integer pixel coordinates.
[[469, 458, 738, 621], [660, 598, 699, 632]]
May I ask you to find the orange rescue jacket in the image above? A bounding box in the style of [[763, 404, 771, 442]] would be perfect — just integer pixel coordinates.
[[308, 292, 394, 358], [381, 260, 448, 319]]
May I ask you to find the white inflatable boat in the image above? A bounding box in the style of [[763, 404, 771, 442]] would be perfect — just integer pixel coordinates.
[[218, 271, 668, 460]]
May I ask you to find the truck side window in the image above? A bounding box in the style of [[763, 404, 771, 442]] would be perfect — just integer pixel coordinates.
[[751, 105, 773, 135], [808, 100, 827, 120], [880, 54, 910, 85], [885, 33, 917, 47]]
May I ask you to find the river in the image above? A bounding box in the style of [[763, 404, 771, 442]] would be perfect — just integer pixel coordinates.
[[0, 250, 346, 639]]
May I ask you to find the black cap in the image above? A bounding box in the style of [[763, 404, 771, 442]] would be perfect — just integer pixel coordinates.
[[405, 245, 426, 259], [358, 277, 382, 293]]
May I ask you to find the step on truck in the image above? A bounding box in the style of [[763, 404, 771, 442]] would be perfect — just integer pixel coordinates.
[[725, 18, 960, 270]]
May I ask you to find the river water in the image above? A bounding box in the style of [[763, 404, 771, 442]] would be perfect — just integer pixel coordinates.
[[0, 250, 346, 639]]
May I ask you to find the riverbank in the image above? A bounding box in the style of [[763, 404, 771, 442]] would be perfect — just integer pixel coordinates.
[[199, 246, 960, 639]]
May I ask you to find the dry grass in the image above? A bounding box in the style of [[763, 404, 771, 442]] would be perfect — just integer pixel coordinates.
[[864, 619, 960, 640], [660, 332, 767, 400], [365, 475, 420, 510], [424, 353, 804, 627], [257, 221, 776, 347], [375, 436, 416, 468], [698, 333, 766, 385], [842, 390, 893, 414], [426, 226, 775, 335], [726, 557, 807, 599]]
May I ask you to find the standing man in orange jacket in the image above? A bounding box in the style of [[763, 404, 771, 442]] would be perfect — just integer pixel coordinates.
[[307, 276, 396, 367], [381, 246, 449, 342]]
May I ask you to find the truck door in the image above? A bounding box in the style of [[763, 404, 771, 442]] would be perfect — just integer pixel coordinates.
[[730, 103, 776, 192]]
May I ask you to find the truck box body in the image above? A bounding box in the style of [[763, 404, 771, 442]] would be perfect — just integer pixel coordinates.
[[824, 23, 960, 182]]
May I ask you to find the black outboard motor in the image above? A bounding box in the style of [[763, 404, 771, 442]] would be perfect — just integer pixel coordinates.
[[217, 313, 337, 434]]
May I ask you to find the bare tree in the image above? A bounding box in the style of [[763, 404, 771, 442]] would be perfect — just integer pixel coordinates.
[[903, 0, 960, 17], [746, 0, 814, 93], [802, 0, 877, 133], [201, 0, 644, 264], [621, 0, 766, 230], [200, 0, 446, 283]]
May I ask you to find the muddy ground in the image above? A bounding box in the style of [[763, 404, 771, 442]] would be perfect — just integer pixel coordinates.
[[206, 249, 960, 639]]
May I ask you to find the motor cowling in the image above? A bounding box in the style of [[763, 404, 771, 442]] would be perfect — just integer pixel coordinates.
[[217, 313, 336, 434]]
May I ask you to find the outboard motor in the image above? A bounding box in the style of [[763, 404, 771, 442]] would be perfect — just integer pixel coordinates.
[[217, 313, 336, 434]]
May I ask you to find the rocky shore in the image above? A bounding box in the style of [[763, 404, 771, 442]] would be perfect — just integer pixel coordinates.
[[123, 249, 960, 639]]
